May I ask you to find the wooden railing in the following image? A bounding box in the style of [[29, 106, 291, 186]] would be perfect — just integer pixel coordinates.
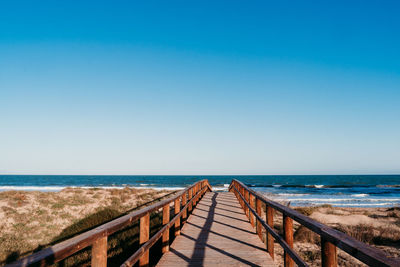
[[6, 180, 212, 267], [229, 179, 400, 267]]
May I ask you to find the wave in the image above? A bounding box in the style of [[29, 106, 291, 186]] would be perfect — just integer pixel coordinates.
[[351, 194, 369, 197], [272, 197, 400, 202], [0, 185, 186, 192], [251, 184, 400, 189], [277, 193, 310, 196]]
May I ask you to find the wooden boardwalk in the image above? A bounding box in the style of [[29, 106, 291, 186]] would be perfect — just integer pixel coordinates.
[[157, 192, 275, 267]]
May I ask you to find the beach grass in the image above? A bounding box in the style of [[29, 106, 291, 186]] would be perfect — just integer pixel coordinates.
[[0, 187, 176, 266]]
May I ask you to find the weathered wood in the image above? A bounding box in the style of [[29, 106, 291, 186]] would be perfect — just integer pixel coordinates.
[[139, 213, 150, 267], [175, 198, 181, 236], [182, 193, 187, 223], [162, 204, 170, 253], [266, 205, 274, 260], [283, 215, 294, 267], [233, 186, 307, 267], [91, 236, 107, 267], [256, 198, 262, 240], [157, 192, 275, 267], [121, 186, 209, 267], [322, 238, 337, 267], [188, 188, 193, 212], [249, 193, 255, 227], [231, 179, 400, 267], [244, 190, 250, 218]]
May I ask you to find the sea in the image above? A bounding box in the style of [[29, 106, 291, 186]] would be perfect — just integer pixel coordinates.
[[0, 175, 399, 208]]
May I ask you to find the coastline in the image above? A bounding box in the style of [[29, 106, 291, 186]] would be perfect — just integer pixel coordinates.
[[1, 187, 399, 266]]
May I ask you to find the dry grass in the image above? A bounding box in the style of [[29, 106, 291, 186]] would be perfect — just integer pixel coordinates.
[[0, 187, 175, 266], [269, 205, 400, 267]]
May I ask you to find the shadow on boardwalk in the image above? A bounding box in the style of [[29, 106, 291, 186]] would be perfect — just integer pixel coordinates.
[[157, 192, 275, 267]]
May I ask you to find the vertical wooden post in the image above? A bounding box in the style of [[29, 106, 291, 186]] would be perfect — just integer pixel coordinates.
[[245, 190, 250, 218], [321, 238, 337, 267], [162, 204, 170, 253], [239, 186, 242, 206], [175, 197, 181, 236], [192, 186, 196, 208], [182, 193, 187, 224], [92, 236, 107, 267], [256, 198, 262, 240], [188, 188, 193, 212], [249, 194, 255, 227], [283, 214, 294, 267], [266, 205, 274, 259], [139, 213, 150, 267]]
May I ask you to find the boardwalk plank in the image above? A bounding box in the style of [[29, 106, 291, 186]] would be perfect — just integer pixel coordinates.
[[157, 192, 275, 267]]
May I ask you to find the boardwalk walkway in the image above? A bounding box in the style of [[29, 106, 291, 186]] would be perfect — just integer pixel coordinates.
[[157, 192, 275, 267]]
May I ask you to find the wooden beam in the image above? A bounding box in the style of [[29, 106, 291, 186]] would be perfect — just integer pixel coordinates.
[[182, 193, 187, 224], [322, 237, 337, 267], [175, 198, 181, 236], [162, 204, 170, 253], [283, 215, 294, 267], [139, 213, 150, 267], [91, 236, 107, 267], [256, 198, 262, 240], [266, 205, 274, 260], [249, 194, 255, 227], [188, 188, 193, 212]]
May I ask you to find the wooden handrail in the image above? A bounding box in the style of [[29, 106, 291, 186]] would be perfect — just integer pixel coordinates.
[[121, 185, 209, 267], [232, 183, 308, 267], [6, 180, 212, 267], [229, 179, 400, 267]]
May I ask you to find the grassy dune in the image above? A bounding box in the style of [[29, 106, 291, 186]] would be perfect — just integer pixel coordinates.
[[0, 187, 175, 266], [270, 205, 400, 266]]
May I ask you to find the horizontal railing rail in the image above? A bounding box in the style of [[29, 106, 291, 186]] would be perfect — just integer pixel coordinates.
[[229, 179, 400, 267], [6, 180, 212, 267]]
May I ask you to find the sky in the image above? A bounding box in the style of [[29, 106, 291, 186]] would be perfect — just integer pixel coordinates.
[[0, 1, 399, 175]]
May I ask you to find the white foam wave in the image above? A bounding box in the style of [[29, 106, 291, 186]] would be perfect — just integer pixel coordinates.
[[351, 194, 369, 197], [277, 193, 310, 196], [273, 198, 400, 202], [0, 185, 185, 192], [306, 184, 324, 188], [0, 186, 67, 191]]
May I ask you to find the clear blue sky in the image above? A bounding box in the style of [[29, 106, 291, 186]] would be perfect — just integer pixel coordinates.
[[1, 1, 399, 174]]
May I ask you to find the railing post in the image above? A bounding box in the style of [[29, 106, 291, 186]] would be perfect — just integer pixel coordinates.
[[162, 204, 170, 253], [193, 185, 197, 206], [249, 193, 255, 227], [245, 190, 250, 218], [266, 205, 274, 260], [175, 197, 181, 236], [188, 188, 193, 211], [283, 214, 294, 267], [139, 213, 150, 267], [322, 237, 337, 267], [256, 198, 262, 240], [182, 192, 187, 224], [92, 236, 107, 267]]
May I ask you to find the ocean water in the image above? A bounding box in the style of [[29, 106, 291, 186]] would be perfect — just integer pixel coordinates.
[[0, 175, 399, 207]]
